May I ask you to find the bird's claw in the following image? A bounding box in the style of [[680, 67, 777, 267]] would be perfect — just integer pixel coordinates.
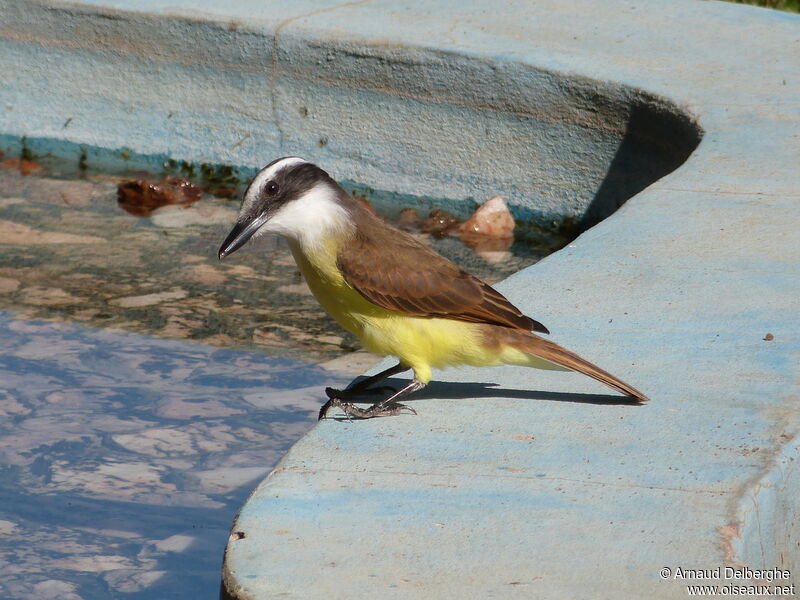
[[318, 397, 417, 420], [383, 402, 417, 417]]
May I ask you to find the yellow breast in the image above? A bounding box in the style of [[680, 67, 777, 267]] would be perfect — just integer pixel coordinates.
[[287, 239, 496, 383]]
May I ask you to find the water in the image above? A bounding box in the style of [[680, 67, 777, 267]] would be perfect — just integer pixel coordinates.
[[0, 313, 349, 599], [0, 168, 554, 363], [0, 168, 354, 363], [0, 164, 558, 599]]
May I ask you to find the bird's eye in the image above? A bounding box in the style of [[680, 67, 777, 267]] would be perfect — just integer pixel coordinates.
[[265, 181, 279, 196]]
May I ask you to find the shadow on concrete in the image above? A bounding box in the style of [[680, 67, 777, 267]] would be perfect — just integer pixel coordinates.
[[580, 100, 702, 229], [338, 376, 644, 407]]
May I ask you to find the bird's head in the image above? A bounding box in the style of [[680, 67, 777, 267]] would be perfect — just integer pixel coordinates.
[[218, 157, 351, 259]]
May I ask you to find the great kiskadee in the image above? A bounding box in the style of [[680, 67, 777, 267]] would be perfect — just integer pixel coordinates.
[[219, 157, 649, 419]]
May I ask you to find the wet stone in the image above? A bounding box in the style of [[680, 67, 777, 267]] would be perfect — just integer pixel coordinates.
[[420, 208, 461, 237], [117, 176, 203, 217]]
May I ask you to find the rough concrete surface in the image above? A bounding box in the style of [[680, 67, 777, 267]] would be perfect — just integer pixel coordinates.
[[1, 0, 799, 598]]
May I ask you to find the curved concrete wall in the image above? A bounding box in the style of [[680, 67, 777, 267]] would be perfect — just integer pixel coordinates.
[[1, 1, 798, 598], [1, 0, 700, 229]]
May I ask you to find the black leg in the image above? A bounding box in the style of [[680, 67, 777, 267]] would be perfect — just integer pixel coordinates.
[[320, 379, 426, 420], [323, 361, 409, 400]]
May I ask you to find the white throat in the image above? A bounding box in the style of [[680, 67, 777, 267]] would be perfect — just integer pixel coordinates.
[[260, 184, 352, 251]]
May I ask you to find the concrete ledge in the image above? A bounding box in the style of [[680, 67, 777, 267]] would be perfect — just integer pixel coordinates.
[[1, 0, 700, 226], [2, 0, 799, 598]]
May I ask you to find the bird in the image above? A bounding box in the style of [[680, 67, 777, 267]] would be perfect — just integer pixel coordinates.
[[218, 157, 650, 419]]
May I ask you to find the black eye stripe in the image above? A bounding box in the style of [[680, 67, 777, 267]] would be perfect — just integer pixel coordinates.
[[248, 162, 331, 213]]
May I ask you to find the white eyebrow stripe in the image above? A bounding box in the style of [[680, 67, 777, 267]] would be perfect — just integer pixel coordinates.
[[253, 156, 306, 188], [243, 156, 307, 210]]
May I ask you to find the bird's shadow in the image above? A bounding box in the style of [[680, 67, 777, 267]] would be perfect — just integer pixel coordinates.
[[332, 376, 644, 408], [418, 379, 642, 406]]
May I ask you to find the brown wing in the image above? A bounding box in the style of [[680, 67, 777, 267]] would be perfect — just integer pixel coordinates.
[[337, 216, 549, 334]]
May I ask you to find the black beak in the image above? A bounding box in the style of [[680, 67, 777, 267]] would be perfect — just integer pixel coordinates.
[[218, 216, 266, 260]]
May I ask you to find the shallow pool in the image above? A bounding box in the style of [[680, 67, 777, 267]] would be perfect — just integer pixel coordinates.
[[0, 167, 556, 363], [0, 312, 351, 599], [0, 163, 563, 599]]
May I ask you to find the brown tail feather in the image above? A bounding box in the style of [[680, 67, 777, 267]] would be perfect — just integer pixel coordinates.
[[502, 329, 650, 402]]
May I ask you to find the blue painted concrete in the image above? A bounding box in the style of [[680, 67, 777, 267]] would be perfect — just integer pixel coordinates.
[[1, 0, 799, 598], [0, 0, 700, 228]]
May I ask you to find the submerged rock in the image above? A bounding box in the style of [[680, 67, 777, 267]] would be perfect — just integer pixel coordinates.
[[421, 209, 461, 238], [0, 158, 43, 176], [456, 196, 516, 264], [117, 176, 203, 217], [458, 195, 515, 239]]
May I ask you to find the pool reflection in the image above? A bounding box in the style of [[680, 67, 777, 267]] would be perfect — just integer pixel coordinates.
[[0, 313, 346, 600]]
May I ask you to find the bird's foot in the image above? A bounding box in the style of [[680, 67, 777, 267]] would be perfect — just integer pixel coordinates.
[[319, 378, 425, 420], [318, 398, 417, 420]]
